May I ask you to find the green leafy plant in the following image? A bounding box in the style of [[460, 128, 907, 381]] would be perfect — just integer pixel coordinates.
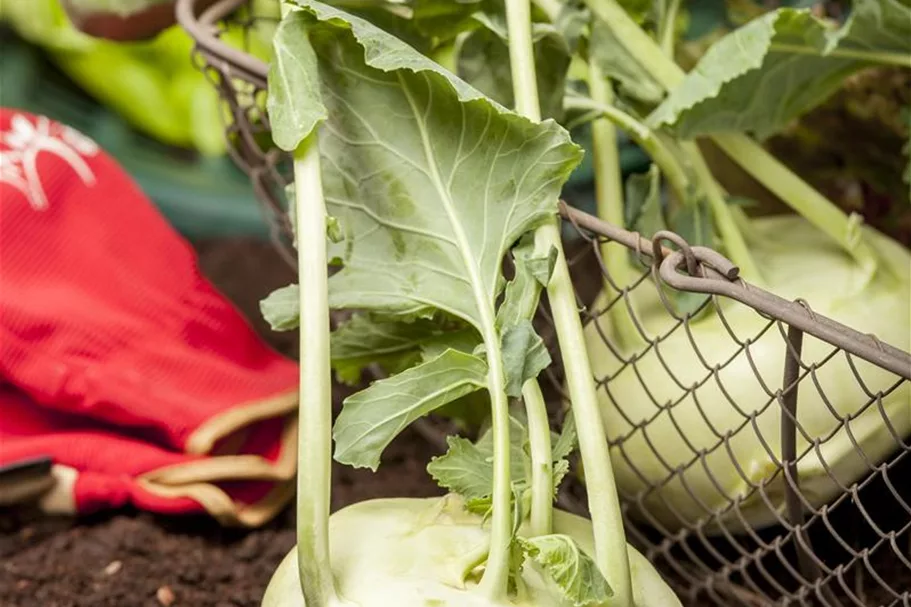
[[258, 0, 685, 605], [563, 0, 910, 532], [254, 0, 908, 604]]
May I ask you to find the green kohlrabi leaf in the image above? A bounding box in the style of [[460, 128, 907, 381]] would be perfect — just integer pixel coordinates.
[[260, 284, 300, 331], [625, 164, 665, 237], [672, 197, 714, 250], [429, 409, 575, 503], [333, 349, 487, 470], [669, 200, 713, 315], [551, 411, 577, 462], [649, 0, 911, 138], [500, 321, 551, 398], [430, 435, 503, 500], [589, 16, 666, 106], [550, 411, 577, 489], [427, 414, 531, 500], [332, 314, 447, 363], [435, 389, 492, 430], [412, 0, 486, 41], [420, 328, 483, 361], [526, 246, 558, 287], [329, 314, 448, 384], [326, 215, 344, 243], [267, 10, 326, 151], [281, 1, 581, 330], [496, 238, 550, 330], [518, 534, 613, 607], [456, 13, 572, 119], [336, 2, 434, 54], [284, 183, 298, 249], [553, 1, 589, 53]]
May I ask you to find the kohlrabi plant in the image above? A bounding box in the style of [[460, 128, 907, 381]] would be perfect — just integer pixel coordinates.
[[552, 0, 910, 532], [258, 1, 682, 605]]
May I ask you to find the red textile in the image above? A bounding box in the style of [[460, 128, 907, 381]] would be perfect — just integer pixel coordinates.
[[0, 109, 298, 525]]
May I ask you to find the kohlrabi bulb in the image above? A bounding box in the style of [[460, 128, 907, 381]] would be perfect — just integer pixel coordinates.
[[262, 495, 682, 607], [585, 216, 911, 533]]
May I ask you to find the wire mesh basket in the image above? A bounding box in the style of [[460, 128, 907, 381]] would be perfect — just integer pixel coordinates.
[[176, 1, 911, 604]]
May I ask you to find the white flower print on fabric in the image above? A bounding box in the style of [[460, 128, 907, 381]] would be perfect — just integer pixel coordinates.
[[0, 113, 99, 210]]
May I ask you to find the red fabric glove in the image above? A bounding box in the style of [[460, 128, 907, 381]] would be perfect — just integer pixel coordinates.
[[0, 384, 296, 526], [0, 109, 298, 525]]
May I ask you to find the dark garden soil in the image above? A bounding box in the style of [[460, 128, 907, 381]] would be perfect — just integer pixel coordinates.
[[1, 238, 909, 607]]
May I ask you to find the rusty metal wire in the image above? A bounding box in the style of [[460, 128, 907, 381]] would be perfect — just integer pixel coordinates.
[[176, 1, 911, 605]]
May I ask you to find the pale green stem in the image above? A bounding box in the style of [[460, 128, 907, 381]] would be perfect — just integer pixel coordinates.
[[460, 539, 493, 583], [476, 328, 514, 601], [681, 141, 763, 282], [770, 43, 911, 68], [584, 0, 686, 88], [500, 0, 557, 558], [522, 379, 554, 536], [505, 0, 541, 121], [564, 95, 692, 213], [506, 0, 633, 602], [394, 50, 513, 597], [582, 0, 875, 268], [659, 0, 682, 57], [729, 204, 754, 237], [292, 134, 339, 607], [432, 42, 458, 74], [586, 64, 642, 349], [538, 222, 634, 607]]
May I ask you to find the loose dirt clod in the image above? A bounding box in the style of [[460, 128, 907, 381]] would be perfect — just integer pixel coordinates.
[[157, 584, 175, 606], [103, 560, 122, 576]]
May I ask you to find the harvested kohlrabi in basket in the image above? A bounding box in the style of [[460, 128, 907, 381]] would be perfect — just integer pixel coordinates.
[[565, 0, 910, 532], [257, 1, 682, 605]]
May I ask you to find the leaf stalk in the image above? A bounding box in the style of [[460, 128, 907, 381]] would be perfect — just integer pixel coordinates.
[[292, 134, 340, 607], [506, 0, 634, 603], [585, 64, 642, 348], [523, 379, 554, 536], [769, 42, 911, 68]]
